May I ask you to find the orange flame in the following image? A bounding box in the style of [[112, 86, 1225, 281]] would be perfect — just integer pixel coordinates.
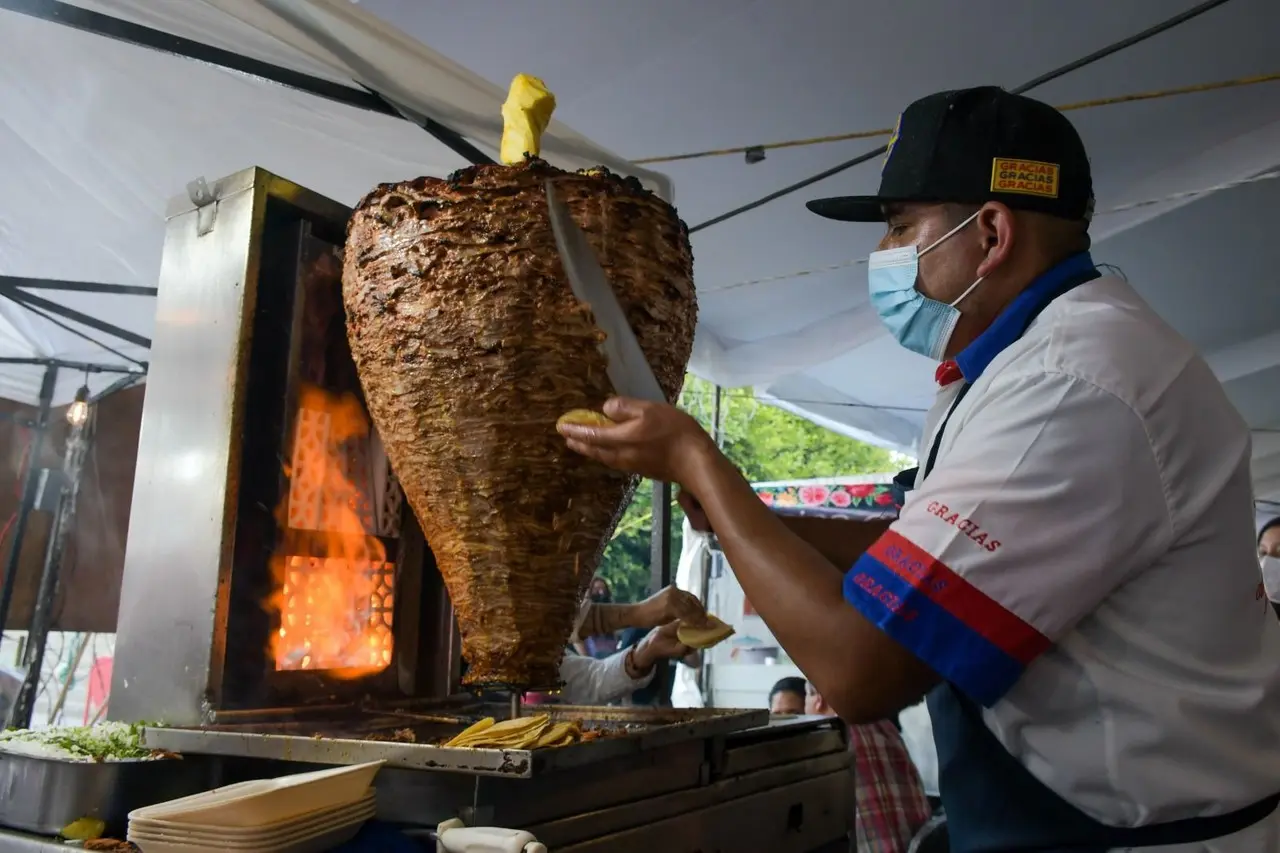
[[267, 385, 394, 678]]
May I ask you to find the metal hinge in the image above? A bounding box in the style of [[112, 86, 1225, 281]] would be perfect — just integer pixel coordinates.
[[186, 177, 217, 235]]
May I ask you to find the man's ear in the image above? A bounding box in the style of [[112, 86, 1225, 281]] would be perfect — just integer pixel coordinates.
[[975, 202, 1015, 280]]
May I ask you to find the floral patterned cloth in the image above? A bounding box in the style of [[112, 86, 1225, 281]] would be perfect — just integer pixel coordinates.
[[755, 482, 898, 513]]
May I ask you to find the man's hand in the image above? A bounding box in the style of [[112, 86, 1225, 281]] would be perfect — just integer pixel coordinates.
[[626, 623, 693, 678], [634, 586, 710, 630], [584, 586, 711, 636], [558, 398, 717, 533], [558, 397, 719, 485]]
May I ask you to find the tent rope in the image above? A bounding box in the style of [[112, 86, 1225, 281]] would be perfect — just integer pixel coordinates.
[[686, 0, 1238, 235], [633, 72, 1280, 165], [703, 169, 1280, 295]]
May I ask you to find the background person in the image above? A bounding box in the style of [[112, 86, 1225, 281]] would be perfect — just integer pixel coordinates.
[[574, 576, 620, 659], [1260, 517, 1280, 618], [1261, 518, 1280, 558], [769, 676, 807, 715]]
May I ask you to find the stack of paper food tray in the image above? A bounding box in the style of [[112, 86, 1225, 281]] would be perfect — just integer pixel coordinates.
[[127, 761, 383, 853]]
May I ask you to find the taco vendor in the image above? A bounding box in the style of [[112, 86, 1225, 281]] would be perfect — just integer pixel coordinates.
[[559, 87, 1280, 850]]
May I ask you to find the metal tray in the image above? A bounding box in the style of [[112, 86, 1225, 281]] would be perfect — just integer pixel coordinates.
[[141, 704, 768, 779], [0, 749, 212, 835]]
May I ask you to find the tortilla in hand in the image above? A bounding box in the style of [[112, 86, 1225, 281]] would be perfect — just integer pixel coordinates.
[[557, 409, 615, 428], [676, 614, 734, 650]]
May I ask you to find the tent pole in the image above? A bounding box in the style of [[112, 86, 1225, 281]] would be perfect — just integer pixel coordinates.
[[650, 479, 674, 705], [1, 0, 494, 167], [712, 385, 723, 448], [0, 284, 151, 350], [0, 363, 57, 638], [11, 403, 91, 729], [0, 275, 156, 297], [687, 0, 1236, 234], [0, 357, 140, 375], [650, 481, 673, 594], [91, 372, 144, 404], [0, 0, 391, 115]]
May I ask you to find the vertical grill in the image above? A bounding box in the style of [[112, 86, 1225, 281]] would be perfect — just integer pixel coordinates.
[[109, 168, 459, 727]]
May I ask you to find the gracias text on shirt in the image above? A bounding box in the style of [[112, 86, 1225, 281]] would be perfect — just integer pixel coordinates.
[[925, 501, 1002, 552]]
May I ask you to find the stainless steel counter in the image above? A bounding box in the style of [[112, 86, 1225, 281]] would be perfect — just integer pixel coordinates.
[[141, 703, 770, 779], [1, 716, 854, 852], [0, 751, 213, 836], [0, 829, 72, 853], [375, 715, 853, 849]]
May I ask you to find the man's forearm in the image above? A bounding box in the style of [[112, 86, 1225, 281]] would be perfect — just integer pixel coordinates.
[[778, 514, 891, 570], [576, 602, 646, 639], [559, 651, 654, 705], [684, 449, 906, 721]]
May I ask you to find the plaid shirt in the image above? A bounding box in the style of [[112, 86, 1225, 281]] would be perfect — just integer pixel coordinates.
[[850, 719, 932, 852]]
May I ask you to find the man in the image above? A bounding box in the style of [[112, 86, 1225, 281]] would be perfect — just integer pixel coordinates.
[[614, 623, 701, 706], [1259, 518, 1280, 617], [559, 87, 1280, 850], [768, 676, 807, 715], [546, 585, 706, 705], [808, 682, 931, 853]]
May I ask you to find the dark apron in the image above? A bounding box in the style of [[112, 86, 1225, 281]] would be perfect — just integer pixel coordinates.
[[898, 263, 1280, 852]]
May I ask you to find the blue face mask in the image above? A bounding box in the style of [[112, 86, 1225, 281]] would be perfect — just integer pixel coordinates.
[[868, 211, 984, 360]]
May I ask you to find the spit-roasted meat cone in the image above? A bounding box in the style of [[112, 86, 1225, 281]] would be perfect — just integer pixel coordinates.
[[342, 157, 696, 689]]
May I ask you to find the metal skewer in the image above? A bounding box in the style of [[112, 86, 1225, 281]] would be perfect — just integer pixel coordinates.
[[509, 692, 521, 720]]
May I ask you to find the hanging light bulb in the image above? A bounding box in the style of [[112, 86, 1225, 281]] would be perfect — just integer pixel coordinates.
[[66, 385, 90, 427]]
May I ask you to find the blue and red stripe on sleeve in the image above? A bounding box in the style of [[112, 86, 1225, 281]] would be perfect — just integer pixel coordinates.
[[842, 529, 1050, 707]]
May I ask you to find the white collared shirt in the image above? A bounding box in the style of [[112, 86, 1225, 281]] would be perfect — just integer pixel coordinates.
[[558, 649, 655, 705], [846, 275, 1280, 850], [561, 599, 655, 704]]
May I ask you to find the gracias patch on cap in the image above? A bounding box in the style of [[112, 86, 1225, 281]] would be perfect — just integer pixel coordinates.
[[990, 158, 1060, 198]]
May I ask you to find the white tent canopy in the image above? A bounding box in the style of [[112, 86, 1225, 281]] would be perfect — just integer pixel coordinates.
[[349, 0, 1280, 504], [0, 0, 670, 405], [3, 0, 1280, 508]]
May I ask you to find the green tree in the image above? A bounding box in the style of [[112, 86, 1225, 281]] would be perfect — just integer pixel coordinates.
[[592, 376, 898, 602]]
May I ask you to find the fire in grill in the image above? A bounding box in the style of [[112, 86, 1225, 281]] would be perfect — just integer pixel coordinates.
[[270, 385, 397, 676]]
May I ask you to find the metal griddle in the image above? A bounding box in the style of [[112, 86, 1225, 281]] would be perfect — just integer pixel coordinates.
[[140, 702, 768, 779]]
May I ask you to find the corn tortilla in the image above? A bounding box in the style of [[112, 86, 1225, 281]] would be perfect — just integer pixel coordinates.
[[677, 615, 735, 650]]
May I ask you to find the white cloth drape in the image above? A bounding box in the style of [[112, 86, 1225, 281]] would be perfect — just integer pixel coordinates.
[[671, 519, 711, 708]]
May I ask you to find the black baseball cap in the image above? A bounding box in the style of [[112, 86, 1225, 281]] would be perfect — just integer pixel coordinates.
[[808, 87, 1094, 223]]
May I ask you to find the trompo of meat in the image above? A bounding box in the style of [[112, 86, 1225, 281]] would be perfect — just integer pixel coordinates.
[[342, 157, 696, 689]]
